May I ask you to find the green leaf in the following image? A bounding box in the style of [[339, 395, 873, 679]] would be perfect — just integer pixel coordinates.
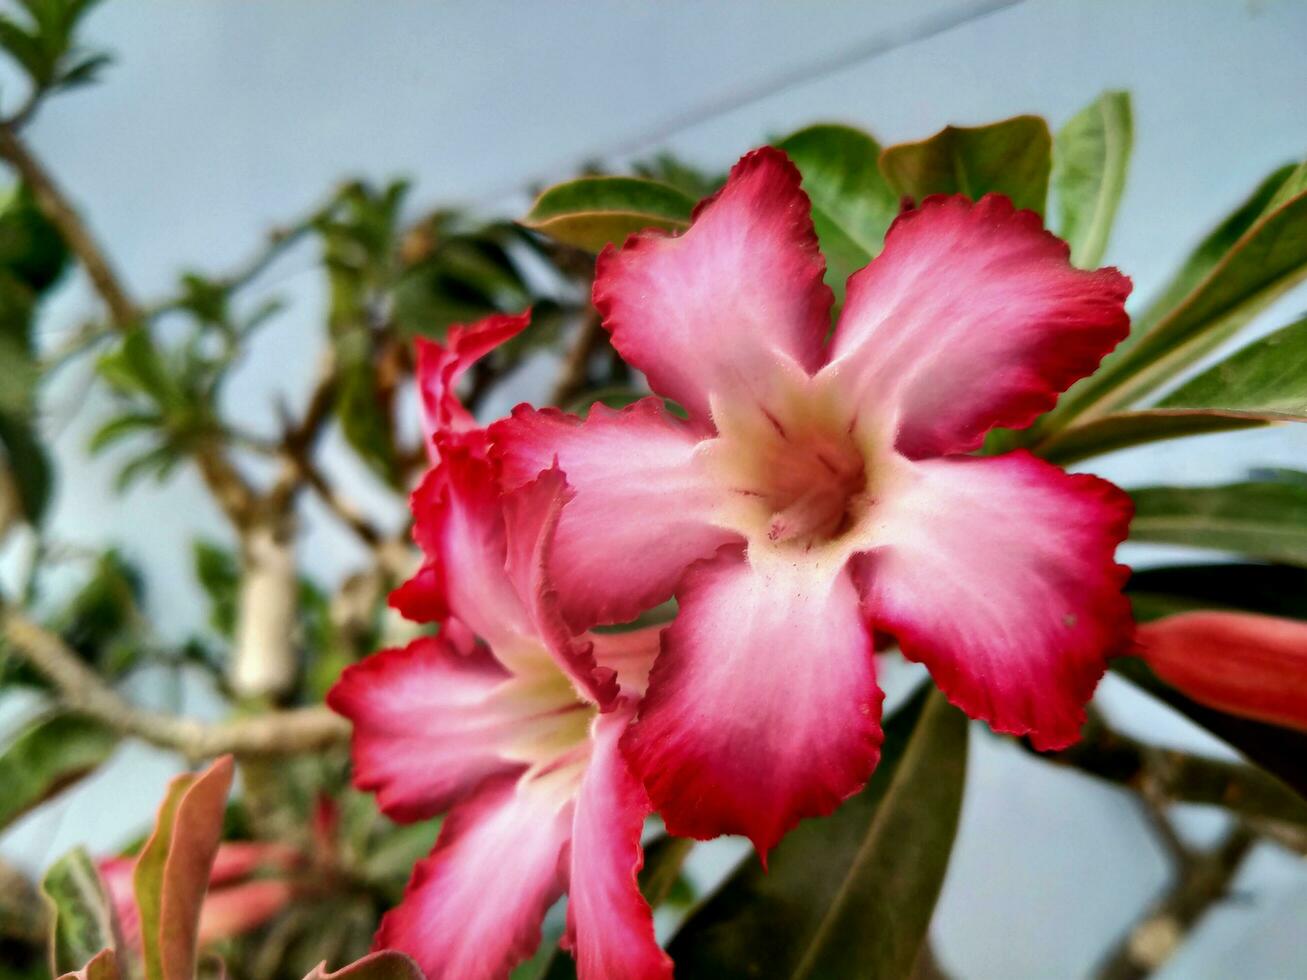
[[134, 756, 234, 980], [0, 409, 53, 523], [192, 539, 239, 637], [1053, 91, 1132, 268], [669, 688, 967, 980], [87, 412, 163, 454], [1033, 408, 1264, 465], [0, 712, 119, 831], [1158, 313, 1307, 421], [879, 115, 1053, 215], [1047, 163, 1307, 429], [1142, 162, 1307, 334], [301, 951, 423, 980], [333, 328, 396, 484], [1129, 477, 1307, 566], [41, 848, 121, 977], [1113, 656, 1307, 801], [1127, 562, 1307, 622], [775, 124, 898, 302], [522, 176, 695, 252]]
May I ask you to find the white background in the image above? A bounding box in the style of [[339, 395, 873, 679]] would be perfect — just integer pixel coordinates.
[[3, 1, 1307, 976]]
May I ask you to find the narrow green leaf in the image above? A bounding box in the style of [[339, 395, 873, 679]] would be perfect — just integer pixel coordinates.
[[1129, 478, 1307, 566], [669, 688, 967, 980], [88, 412, 163, 454], [134, 756, 234, 980], [1127, 562, 1307, 623], [1047, 163, 1307, 430], [333, 328, 396, 485], [301, 951, 423, 980], [1158, 313, 1307, 421], [775, 124, 898, 301], [1113, 657, 1307, 801], [0, 409, 53, 523], [0, 712, 119, 831], [523, 177, 695, 252], [41, 848, 121, 977], [1053, 91, 1132, 268], [1034, 408, 1264, 465], [879, 115, 1053, 215], [1141, 163, 1307, 334], [192, 539, 239, 637]]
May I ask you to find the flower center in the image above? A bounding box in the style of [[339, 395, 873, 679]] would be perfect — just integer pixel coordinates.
[[492, 657, 595, 804], [705, 372, 876, 554]]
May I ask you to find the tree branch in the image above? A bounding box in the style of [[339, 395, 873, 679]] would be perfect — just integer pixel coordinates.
[[1, 606, 348, 761], [549, 309, 605, 407], [1031, 713, 1307, 827], [1094, 825, 1255, 980], [0, 124, 138, 327]]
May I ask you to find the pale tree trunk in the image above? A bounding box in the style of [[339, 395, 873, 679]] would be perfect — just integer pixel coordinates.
[[230, 517, 299, 700]]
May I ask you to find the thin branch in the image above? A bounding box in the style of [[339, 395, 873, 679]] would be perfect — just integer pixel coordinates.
[[1094, 825, 1256, 980], [1, 606, 348, 762], [0, 124, 138, 327], [1031, 713, 1307, 827], [549, 309, 605, 407]]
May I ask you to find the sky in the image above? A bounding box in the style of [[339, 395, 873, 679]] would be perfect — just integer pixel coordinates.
[[3, 1, 1307, 976]]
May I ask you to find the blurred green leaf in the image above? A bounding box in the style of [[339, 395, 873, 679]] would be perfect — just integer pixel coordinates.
[[669, 688, 967, 980], [1141, 162, 1307, 335], [879, 115, 1053, 215], [134, 756, 233, 980], [776, 123, 898, 303], [192, 539, 239, 638], [1158, 313, 1307, 420], [0, 713, 118, 831], [1129, 476, 1307, 566], [522, 176, 695, 252], [1053, 90, 1132, 268], [41, 848, 120, 978], [0, 410, 53, 523], [1128, 562, 1307, 622], [630, 153, 723, 200], [87, 412, 163, 454], [1034, 408, 1263, 465], [53, 550, 143, 672], [1050, 162, 1307, 428]]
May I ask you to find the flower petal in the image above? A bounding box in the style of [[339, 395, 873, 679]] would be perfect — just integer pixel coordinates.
[[564, 701, 671, 980], [408, 442, 534, 649], [592, 148, 832, 426], [589, 625, 663, 699], [501, 463, 619, 707], [198, 880, 296, 944], [858, 451, 1133, 750], [826, 194, 1131, 458], [374, 775, 570, 980], [492, 399, 738, 629], [415, 311, 531, 455], [622, 547, 883, 858], [326, 637, 521, 822], [1138, 611, 1307, 732]]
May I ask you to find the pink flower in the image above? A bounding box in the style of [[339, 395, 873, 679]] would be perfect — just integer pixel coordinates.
[[1138, 610, 1307, 732], [492, 147, 1136, 856], [328, 432, 671, 979]]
